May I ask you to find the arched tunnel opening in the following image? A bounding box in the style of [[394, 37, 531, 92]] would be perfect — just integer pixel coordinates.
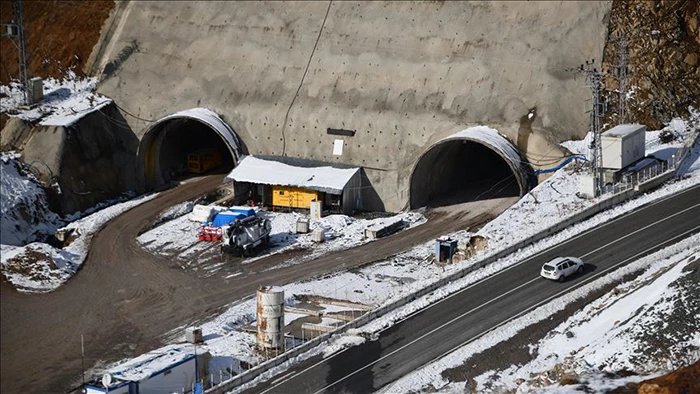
[[410, 140, 523, 209], [141, 118, 237, 189]]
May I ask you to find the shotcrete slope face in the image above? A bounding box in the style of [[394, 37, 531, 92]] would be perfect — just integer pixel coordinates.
[[96, 1, 610, 211]]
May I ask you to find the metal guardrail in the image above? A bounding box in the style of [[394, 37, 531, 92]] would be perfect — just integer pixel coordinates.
[[205, 129, 700, 394]]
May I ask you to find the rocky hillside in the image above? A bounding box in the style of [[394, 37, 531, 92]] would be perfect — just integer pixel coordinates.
[[0, 0, 113, 85], [637, 360, 700, 394], [602, 0, 700, 129]]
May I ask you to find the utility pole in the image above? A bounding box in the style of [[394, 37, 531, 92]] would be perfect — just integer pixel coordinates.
[[81, 334, 85, 391], [614, 35, 628, 124], [1, 0, 30, 105], [572, 59, 606, 197]]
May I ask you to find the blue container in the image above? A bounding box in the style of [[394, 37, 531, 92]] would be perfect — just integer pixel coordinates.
[[212, 212, 245, 227], [228, 206, 256, 218]]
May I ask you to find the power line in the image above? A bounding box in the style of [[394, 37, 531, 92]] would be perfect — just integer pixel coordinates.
[[112, 101, 159, 123], [281, 0, 333, 156], [569, 59, 606, 197], [2, 0, 29, 104]]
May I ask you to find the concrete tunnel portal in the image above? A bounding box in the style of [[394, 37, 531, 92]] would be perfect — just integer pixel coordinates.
[[410, 127, 530, 209], [138, 108, 241, 189]]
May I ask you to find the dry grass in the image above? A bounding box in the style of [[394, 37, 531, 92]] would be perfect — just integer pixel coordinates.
[[0, 0, 114, 84]]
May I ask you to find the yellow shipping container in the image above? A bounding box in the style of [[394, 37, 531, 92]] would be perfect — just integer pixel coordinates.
[[271, 186, 323, 209], [187, 149, 223, 174]]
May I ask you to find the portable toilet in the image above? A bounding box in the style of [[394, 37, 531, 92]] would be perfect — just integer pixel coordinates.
[[436, 237, 458, 264]]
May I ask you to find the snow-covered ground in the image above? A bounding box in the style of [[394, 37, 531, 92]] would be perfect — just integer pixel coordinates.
[[2, 102, 698, 390], [0, 72, 111, 126], [1, 151, 62, 246], [0, 74, 142, 291], [137, 207, 425, 269], [214, 116, 698, 393], [0, 190, 157, 292], [0, 152, 158, 292], [380, 237, 699, 394]]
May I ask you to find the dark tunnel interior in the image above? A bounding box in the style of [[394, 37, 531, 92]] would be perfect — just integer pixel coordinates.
[[410, 140, 521, 209], [148, 119, 234, 187]]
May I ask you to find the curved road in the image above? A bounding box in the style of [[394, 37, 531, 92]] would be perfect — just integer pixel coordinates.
[[0, 176, 514, 393], [252, 185, 700, 394]]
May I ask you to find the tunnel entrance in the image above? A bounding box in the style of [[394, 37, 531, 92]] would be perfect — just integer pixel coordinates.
[[409, 128, 528, 209], [138, 108, 240, 189]]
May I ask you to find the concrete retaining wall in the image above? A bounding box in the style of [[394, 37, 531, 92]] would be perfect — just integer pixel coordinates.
[[1, 103, 140, 214], [96, 1, 611, 211]]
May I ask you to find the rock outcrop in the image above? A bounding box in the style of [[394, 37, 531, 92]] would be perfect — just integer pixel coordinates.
[[602, 0, 700, 129]]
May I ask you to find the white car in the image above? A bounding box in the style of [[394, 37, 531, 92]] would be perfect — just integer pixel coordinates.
[[540, 256, 584, 282]]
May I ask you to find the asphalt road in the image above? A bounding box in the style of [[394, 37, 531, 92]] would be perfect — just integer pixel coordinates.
[[255, 184, 700, 394], [0, 176, 514, 393]]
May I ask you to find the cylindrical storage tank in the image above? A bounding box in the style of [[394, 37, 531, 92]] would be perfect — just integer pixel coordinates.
[[256, 286, 285, 350]]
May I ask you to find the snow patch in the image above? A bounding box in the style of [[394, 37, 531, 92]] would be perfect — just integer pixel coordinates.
[[0, 72, 112, 126], [1, 157, 158, 293], [381, 237, 699, 393], [0, 152, 62, 246]]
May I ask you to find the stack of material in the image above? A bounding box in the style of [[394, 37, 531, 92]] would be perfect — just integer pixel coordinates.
[[189, 204, 217, 222], [364, 217, 405, 240]]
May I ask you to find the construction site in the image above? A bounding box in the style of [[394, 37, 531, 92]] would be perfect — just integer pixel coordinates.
[[1, 1, 699, 393]]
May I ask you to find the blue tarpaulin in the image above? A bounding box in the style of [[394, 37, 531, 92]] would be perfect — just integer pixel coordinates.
[[212, 212, 245, 227], [228, 206, 256, 218]]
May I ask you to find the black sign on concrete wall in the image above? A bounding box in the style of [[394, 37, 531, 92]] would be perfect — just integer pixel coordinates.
[[327, 128, 356, 137]]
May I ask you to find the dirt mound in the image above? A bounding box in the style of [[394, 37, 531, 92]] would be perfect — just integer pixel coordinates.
[[0, 1, 113, 84], [637, 360, 700, 394]]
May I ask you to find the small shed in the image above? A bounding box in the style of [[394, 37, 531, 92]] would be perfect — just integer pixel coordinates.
[[225, 155, 362, 214], [600, 124, 646, 170], [84, 344, 210, 394]]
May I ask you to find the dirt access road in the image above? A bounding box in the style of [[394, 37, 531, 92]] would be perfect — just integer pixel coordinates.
[[1, 175, 516, 393]]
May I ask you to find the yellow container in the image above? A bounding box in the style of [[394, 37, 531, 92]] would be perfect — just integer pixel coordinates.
[[271, 186, 323, 209], [187, 149, 223, 174]]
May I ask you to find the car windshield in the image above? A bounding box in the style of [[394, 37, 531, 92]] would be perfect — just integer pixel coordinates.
[[543, 264, 555, 272]]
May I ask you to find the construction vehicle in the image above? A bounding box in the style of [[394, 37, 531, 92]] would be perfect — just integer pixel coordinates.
[[187, 149, 223, 174], [220, 215, 272, 256]]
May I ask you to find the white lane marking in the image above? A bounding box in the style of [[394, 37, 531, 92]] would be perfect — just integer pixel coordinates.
[[311, 276, 542, 394], [392, 195, 700, 333], [259, 275, 540, 394], [580, 202, 700, 259], [317, 224, 700, 394], [407, 224, 700, 383], [260, 186, 700, 392]]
